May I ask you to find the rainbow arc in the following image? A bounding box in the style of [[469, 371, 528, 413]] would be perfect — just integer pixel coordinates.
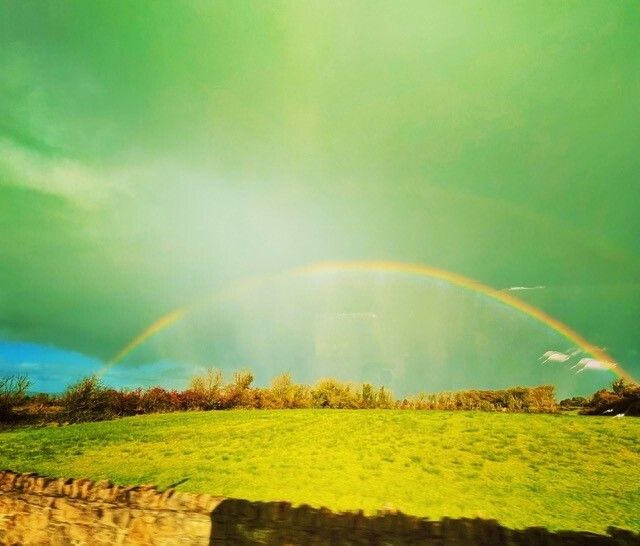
[[105, 260, 636, 384]]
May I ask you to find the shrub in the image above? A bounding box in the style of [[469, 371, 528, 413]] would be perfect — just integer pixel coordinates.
[[582, 379, 640, 416], [268, 373, 294, 408], [521, 385, 557, 413], [59, 376, 111, 422], [179, 388, 209, 411], [10, 368, 572, 423], [0, 375, 30, 422], [140, 387, 181, 413], [405, 386, 557, 413], [611, 379, 628, 396], [311, 378, 359, 409], [188, 368, 224, 409], [359, 383, 376, 408], [223, 370, 255, 408], [376, 386, 394, 408], [268, 373, 311, 408], [559, 396, 589, 410], [103, 388, 142, 417]]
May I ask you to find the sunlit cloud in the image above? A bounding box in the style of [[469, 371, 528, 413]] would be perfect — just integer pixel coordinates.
[[539, 348, 583, 364], [0, 137, 127, 207], [539, 350, 572, 364], [571, 358, 616, 374]]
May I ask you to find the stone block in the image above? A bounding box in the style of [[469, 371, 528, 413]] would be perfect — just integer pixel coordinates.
[[1, 471, 639, 546]]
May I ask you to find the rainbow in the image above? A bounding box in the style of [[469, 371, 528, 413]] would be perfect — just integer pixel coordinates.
[[105, 260, 636, 383], [101, 276, 267, 373], [108, 307, 189, 367]]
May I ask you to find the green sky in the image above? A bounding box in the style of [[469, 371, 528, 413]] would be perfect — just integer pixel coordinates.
[[1, 1, 638, 394]]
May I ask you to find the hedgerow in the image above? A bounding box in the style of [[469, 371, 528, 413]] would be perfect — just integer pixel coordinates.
[[8, 370, 565, 423], [10, 370, 637, 424]]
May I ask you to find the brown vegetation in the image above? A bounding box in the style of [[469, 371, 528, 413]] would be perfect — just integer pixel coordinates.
[[580, 379, 640, 416], [400, 385, 557, 413], [0, 375, 30, 421], [6, 371, 638, 425], [0, 370, 567, 424]]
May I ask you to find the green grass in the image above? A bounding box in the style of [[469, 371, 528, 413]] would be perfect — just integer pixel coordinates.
[[1, 410, 639, 533]]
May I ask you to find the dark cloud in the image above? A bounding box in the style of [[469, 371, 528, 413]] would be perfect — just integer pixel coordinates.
[[0, 1, 638, 388]]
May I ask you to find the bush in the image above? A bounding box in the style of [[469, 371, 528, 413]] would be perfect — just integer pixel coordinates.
[[582, 379, 640, 416], [405, 386, 557, 413], [0, 375, 30, 422], [376, 386, 394, 409], [59, 376, 111, 423], [104, 388, 143, 417], [521, 385, 557, 413], [188, 368, 224, 409], [11, 368, 572, 423], [311, 378, 359, 409], [267, 373, 311, 408], [140, 387, 181, 414], [223, 370, 255, 408], [179, 388, 209, 411], [559, 396, 589, 410], [359, 383, 376, 408]]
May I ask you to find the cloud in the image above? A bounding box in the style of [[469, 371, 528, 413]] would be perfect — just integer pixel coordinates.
[[0, 339, 199, 393], [504, 286, 546, 291], [0, 137, 128, 207], [539, 350, 571, 363], [0, 2, 638, 391], [572, 358, 616, 373]]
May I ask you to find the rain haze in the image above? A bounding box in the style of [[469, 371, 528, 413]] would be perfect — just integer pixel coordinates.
[[1, 1, 639, 398]]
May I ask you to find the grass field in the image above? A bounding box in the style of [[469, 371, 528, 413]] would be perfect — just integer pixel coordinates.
[[1, 410, 638, 533]]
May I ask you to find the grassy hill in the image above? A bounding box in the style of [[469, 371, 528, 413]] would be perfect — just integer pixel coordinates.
[[1, 410, 638, 533]]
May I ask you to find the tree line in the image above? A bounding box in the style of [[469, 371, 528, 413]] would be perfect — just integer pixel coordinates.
[[1, 370, 637, 424]]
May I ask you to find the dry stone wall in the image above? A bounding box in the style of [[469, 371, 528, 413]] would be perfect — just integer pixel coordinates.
[[0, 470, 638, 545], [0, 470, 223, 545]]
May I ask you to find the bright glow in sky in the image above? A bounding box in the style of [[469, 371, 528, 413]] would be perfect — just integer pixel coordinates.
[[1, 1, 638, 396]]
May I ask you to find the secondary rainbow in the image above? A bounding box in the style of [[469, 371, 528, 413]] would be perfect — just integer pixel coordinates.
[[105, 260, 636, 383]]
